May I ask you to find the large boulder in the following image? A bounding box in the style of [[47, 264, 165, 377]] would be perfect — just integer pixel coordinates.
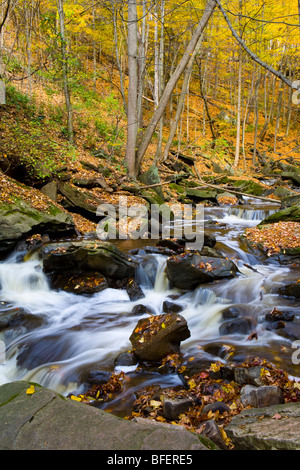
[[259, 204, 300, 225], [42, 240, 137, 281], [0, 199, 74, 254], [0, 381, 208, 450], [225, 401, 300, 450], [129, 312, 190, 362], [166, 252, 238, 290]]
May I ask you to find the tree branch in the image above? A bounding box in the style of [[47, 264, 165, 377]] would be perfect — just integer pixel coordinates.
[[216, 0, 298, 89]]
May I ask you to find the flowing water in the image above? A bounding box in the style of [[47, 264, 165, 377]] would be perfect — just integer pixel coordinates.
[[0, 197, 300, 417]]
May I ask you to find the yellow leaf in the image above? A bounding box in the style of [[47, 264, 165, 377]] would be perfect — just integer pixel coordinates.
[[161, 323, 166, 329], [139, 336, 145, 343], [26, 385, 35, 395], [150, 400, 161, 409], [70, 395, 81, 401]]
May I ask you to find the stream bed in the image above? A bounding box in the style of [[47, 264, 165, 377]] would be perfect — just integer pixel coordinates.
[[0, 197, 300, 417]]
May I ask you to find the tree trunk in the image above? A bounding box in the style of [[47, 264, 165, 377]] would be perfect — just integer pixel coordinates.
[[125, 0, 138, 177], [57, 0, 74, 144], [163, 35, 203, 161], [134, 0, 217, 174]]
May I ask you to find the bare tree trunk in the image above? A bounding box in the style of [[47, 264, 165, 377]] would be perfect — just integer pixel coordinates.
[[155, 0, 165, 161], [135, 0, 217, 174], [57, 0, 73, 144], [163, 35, 203, 161], [112, 1, 127, 114], [125, 0, 138, 177]]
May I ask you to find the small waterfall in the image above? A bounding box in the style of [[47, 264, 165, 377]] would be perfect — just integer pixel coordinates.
[[227, 206, 277, 223], [0, 259, 49, 300], [153, 255, 169, 292]]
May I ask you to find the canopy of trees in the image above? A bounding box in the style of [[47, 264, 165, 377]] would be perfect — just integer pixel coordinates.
[[1, 0, 300, 177]]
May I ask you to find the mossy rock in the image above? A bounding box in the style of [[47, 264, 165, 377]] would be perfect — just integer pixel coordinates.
[[0, 199, 74, 254], [169, 183, 186, 195], [259, 204, 300, 225], [232, 179, 266, 196]]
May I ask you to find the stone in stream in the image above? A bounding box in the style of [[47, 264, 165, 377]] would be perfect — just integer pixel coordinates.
[[129, 313, 190, 362], [42, 240, 137, 281], [240, 385, 284, 408], [51, 271, 108, 294], [166, 252, 239, 290], [219, 316, 256, 336], [126, 278, 145, 301]]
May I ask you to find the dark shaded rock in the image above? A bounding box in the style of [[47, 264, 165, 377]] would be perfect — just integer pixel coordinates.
[[114, 351, 138, 368], [81, 370, 111, 387], [202, 401, 230, 415], [51, 271, 108, 294], [162, 395, 194, 420], [197, 419, 228, 450], [219, 316, 256, 336], [126, 278, 145, 301], [0, 307, 44, 332], [166, 252, 238, 290], [131, 304, 152, 315], [42, 240, 136, 281], [129, 313, 190, 362], [162, 300, 183, 314], [221, 306, 241, 320], [265, 308, 294, 322], [58, 182, 106, 221], [281, 171, 300, 187], [278, 282, 300, 298]]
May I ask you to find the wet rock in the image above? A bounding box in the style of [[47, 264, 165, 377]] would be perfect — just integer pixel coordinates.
[[162, 300, 183, 314], [131, 304, 153, 316], [129, 313, 190, 362], [166, 252, 238, 290], [278, 282, 300, 298], [157, 238, 185, 253], [220, 306, 241, 320], [265, 307, 294, 322], [0, 307, 44, 332], [219, 316, 256, 336], [51, 271, 108, 294], [114, 351, 138, 368], [162, 394, 194, 420], [81, 370, 111, 387], [126, 278, 145, 301], [42, 240, 136, 281], [138, 255, 158, 287]]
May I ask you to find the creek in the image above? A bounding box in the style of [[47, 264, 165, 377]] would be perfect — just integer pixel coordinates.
[[0, 197, 300, 417]]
